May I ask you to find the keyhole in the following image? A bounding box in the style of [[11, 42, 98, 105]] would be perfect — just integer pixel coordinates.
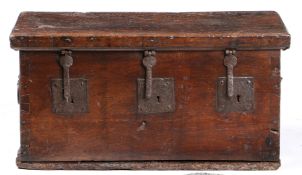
[[236, 95, 241, 103], [71, 97, 74, 104], [157, 96, 161, 103]]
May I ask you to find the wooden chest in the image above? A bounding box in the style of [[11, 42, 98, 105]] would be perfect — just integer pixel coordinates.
[[10, 11, 290, 170]]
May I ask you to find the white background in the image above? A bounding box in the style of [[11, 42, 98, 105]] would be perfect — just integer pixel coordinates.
[[0, 0, 301, 174]]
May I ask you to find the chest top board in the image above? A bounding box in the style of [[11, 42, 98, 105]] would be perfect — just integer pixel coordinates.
[[10, 11, 290, 50]]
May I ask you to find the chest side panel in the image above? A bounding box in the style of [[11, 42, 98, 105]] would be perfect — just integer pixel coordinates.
[[19, 50, 280, 162]]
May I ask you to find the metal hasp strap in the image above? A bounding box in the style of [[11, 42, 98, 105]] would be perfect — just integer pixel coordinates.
[[224, 50, 237, 97], [59, 50, 73, 102], [142, 51, 156, 99]]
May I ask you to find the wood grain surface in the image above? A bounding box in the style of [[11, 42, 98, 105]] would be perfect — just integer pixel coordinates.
[[19, 50, 281, 162], [10, 11, 290, 50]]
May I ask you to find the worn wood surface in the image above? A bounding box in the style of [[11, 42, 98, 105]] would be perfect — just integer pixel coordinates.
[[18, 50, 281, 163], [12, 11, 288, 170], [10, 11, 290, 50]]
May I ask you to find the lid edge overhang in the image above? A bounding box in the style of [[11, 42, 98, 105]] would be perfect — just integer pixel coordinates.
[[10, 34, 291, 51]]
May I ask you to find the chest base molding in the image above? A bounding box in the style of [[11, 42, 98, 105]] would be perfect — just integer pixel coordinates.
[[17, 155, 280, 170]]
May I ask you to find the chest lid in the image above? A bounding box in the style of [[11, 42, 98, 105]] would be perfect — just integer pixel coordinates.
[[10, 11, 290, 50]]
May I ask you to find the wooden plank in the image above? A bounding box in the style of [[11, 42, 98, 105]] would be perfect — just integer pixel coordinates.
[[10, 12, 290, 50]]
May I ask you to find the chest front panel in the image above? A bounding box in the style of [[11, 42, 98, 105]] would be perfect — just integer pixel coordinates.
[[19, 50, 280, 162]]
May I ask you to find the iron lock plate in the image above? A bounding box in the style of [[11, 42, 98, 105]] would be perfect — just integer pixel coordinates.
[[51, 78, 88, 114], [216, 77, 254, 113], [137, 78, 175, 114]]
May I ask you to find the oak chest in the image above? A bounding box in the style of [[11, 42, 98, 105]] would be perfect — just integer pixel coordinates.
[[10, 11, 290, 170]]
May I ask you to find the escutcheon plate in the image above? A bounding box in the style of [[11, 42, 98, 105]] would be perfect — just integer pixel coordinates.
[[51, 78, 88, 114], [216, 77, 254, 113], [137, 78, 175, 114]]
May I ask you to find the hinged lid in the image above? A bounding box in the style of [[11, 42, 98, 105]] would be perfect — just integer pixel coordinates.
[[10, 11, 290, 51]]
